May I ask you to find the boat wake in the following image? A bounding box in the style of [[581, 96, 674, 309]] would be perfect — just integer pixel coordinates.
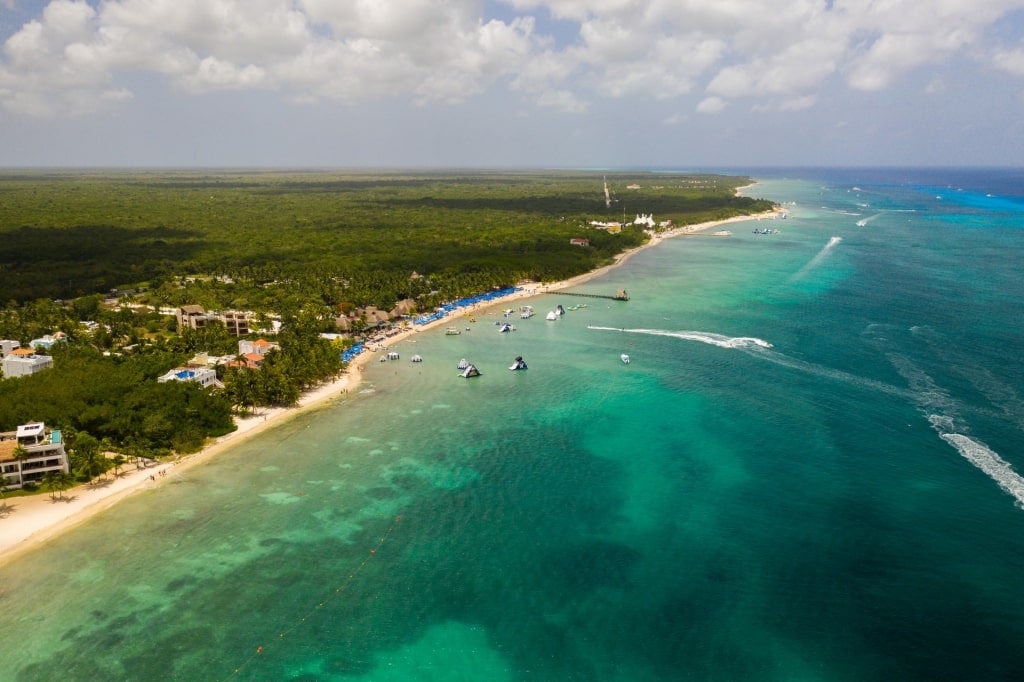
[[790, 236, 842, 282], [939, 433, 1024, 507], [588, 326, 772, 350], [855, 213, 882, 227], [880, 346, 1024, 509], [590, 324, 1024, 509], [589, 326, 914, 401]]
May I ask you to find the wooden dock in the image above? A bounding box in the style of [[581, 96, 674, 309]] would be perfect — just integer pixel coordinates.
[[557, 289, 629, 301]]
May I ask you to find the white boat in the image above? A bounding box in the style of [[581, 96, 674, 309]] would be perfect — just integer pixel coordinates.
[[411, 354, 422, 363], [445, 327, 461, 335], [556, 305, 566, 316], [457, 358, 469, 369], [498, 322, 515, 333], [620, 353, 630, 364], [508, 356, 528, 371], [520, 306, 535, 319], [546, 311, 558, 321], [459, 363, 481, 378]]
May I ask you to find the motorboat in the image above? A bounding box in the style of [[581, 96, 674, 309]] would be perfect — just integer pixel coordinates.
[[509, 356, 528, 371], [459, 363, 482, 378], [520, 306, 535, 319], [445, 327, 461, 335], [457, 358, 469, 369], [411, 354, 423, 363], [498, 322, 515, 333], [620, 353, 630, 364], [556, 304, 566, 316], [546, 311, 558, 321]]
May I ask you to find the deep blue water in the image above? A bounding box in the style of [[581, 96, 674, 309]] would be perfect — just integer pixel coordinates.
[[1, 168, 1023, 681]]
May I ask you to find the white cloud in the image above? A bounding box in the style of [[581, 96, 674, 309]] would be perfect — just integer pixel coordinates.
[[992, 47, 1024, 76], [696, 96, 725, 114], [535, 88, 588, 113], [1, 0, 1023, 118]]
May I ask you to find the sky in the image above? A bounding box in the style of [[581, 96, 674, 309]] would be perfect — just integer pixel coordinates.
[[2, 0, 1024, 168]]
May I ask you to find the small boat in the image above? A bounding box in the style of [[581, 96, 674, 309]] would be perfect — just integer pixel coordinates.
[[459, 363, 481, 378], [546, 311, 558, 321], [620, 353, 630, 364], [556, 304, 566, 316], [509, 356, 528, 371], [411, 354, 423, 363], [457, 358, 469, 369], [445, 327, 461, 335], [520, 306, 535, 319], [498, 322, 515, 333]]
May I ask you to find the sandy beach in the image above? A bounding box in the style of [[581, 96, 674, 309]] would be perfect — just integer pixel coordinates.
[[0, 209, 776, 566]]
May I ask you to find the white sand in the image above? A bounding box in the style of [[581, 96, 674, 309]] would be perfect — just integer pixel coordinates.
[[0, 209, 776, 566]]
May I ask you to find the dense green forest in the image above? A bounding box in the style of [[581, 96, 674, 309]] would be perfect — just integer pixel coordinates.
[[0, 170, 773, 469], [0, 170, 774, 310]]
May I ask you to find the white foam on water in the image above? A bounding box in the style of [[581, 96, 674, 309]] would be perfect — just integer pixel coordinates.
[[911, 325, 1024, 431], [888, 353, 1024, 509], [939, 432, 1024, 507], [588, 326, 915, 400], [588, 326, 772, 349], [591, 324, 1024, 509], [855, 213, 882, 227], [790, 236, 842, 281]]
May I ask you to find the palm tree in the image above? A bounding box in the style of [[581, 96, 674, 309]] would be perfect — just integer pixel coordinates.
[[54, 471, 75, 499], [11, 444, 29, 488], [42, 471, 59, 501]]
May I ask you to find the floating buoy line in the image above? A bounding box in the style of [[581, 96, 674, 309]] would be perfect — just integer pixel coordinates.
[[224, 514, 404, 679]]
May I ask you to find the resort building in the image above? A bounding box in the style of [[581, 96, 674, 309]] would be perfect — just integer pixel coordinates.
[[238, 339, 278, 357], [0, 422, 70, 490], [2, 348, 54, 378], [176, 306, 251, 336], [176, 305, 217, 332], [29, 332, 67, 350], [1, 340, 21, 357], [222, 311, 250, 337], [157, 366, 220, 388]]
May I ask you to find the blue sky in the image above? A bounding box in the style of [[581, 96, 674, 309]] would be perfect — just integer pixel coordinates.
[[2, 0, 1024, 167]]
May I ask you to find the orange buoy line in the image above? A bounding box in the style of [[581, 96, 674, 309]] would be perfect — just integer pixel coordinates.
[[224, 514, 404, 680]]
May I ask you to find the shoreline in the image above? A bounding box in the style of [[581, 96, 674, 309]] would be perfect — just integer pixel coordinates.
[[0, 207, 776, 566]]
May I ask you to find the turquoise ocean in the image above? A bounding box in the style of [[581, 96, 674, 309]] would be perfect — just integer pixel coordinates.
[[2, 168, 1024, 681]]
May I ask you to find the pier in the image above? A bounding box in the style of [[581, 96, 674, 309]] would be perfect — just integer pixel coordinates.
[[556, 289, 629, 301]]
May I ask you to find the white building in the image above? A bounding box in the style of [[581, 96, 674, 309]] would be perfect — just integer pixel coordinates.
[[238, 338, 279, 356], [29, 332, 67, 350], [0, 340, 20, 357], [157, 366, 220, 388], [0, 422, 70, 490], [2, 348, 54, 378]]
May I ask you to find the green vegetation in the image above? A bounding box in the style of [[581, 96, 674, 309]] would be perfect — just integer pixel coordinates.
[[0, 170, 773, 473], [0, 170, 774, 310]]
